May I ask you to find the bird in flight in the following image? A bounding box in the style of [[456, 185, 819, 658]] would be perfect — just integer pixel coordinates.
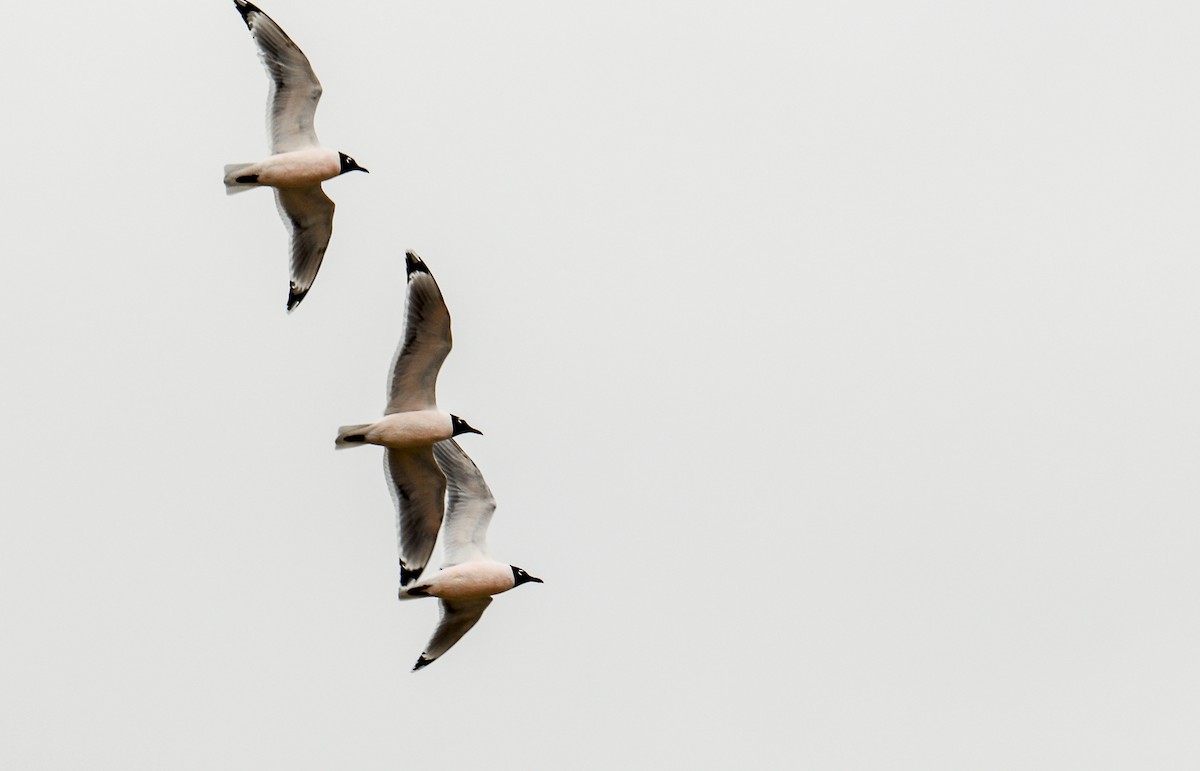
[[400, 438, 543, 671], [336, 252, 483, 589], [224, 0, 368, 312]]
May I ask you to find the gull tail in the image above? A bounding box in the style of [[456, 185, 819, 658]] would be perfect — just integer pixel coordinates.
[[335, 424, 373, 449], [223, 163, 260, 195]]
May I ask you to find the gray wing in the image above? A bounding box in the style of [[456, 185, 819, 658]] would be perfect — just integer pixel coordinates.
[[273, 185, 334, 312], [412, 597, 493, 671], [432, 439, 496, 567], [234, 0, 323, 153], [385, 448, 446, 587], [385, 252, 452, 414]]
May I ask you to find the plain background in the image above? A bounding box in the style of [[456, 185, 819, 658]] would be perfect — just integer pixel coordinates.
[[2, 1, 1199, 768]]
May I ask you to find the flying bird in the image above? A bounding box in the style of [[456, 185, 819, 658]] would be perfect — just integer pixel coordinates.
[[336, 251, 483, 589], [224, 0, 368, 312], [400, 438, 543, 671]]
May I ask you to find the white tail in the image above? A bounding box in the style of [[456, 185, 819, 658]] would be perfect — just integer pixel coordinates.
[[223, 163, 259, 195], [335, 424, 373, 449]]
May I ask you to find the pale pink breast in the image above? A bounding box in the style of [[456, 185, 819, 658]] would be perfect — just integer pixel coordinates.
[[430, 563, 514, 601], [367, 411, 451, 449], [258, 149, 339, 187]]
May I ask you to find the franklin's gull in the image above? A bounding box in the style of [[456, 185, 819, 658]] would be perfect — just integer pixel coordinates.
[[224, 0, 368, 311], [336, 252, 482, 587], [400, 439, 543, 671]]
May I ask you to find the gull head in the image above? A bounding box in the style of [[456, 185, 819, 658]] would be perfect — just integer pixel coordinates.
[[450, 415, 483, 437], [338, 152, 369, 174], [511, 566, 544, 587]]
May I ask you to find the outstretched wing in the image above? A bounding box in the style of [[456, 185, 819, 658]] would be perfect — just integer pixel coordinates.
[[273, 185, 334, 312], [234, 0, 323, 153], [385, 252, 452, 414], [412, 598, 493, 671], [432, 439, 497, 567], [385, 448, 446, 586]]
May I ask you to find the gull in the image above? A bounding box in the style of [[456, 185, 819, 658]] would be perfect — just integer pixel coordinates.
[[400, 439, 543, 671], [336, 251, 483, 588], [224, 0, 368, 312]]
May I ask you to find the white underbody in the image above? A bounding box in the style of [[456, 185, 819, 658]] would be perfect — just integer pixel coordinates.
[[400, 561, 516, 601], [234, 148, 340, 188], [363, 410, 454, 449]]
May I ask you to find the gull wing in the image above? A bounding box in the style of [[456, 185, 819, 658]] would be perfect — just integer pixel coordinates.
[[432, 439, 496, 567], [385, 252, 452, 414], [234, 0, 323, 153], [412, 597, 494, 671], [385, 448, 446, 587], [273, 185, 334, 312]]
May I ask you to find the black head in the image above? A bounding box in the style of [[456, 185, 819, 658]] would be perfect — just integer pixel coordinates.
[[511, 565, 543, 587], [338, 152, 369, 174], [450, 415, 483, 437]]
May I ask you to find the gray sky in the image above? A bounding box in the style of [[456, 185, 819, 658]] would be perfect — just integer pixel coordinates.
[[2, 1, 1199, 768]]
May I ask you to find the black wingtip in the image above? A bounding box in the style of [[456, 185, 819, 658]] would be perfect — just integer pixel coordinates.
[[412, 655, 435, 672], [233, 0, 259, 28], [405, 251, 431, 278], [286, 285, 309, 313], [399, 562, 423, 586]]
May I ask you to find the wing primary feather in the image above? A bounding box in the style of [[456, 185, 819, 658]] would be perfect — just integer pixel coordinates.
[[385, 449, 447, 587], [412, 598, 493, 671], [234, 0, 324, 152], [273, 186, 334, 312], [233, 0, 259, 28], [385, 254, 452, 414], [433, 440, 497, 567], [406, 250, 432, 278]]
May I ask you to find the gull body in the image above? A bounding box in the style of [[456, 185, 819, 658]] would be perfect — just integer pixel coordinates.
[[398, 440, 543, 671], [336, 252, 481, 586], [228, 148, 342, 189], [225, 0, 368, 312], [400, 561, 524, 602], [336, 411, 476, 451]]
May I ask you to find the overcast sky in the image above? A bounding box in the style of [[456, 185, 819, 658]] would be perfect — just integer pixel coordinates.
[[2, 1, 1199, 768]]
